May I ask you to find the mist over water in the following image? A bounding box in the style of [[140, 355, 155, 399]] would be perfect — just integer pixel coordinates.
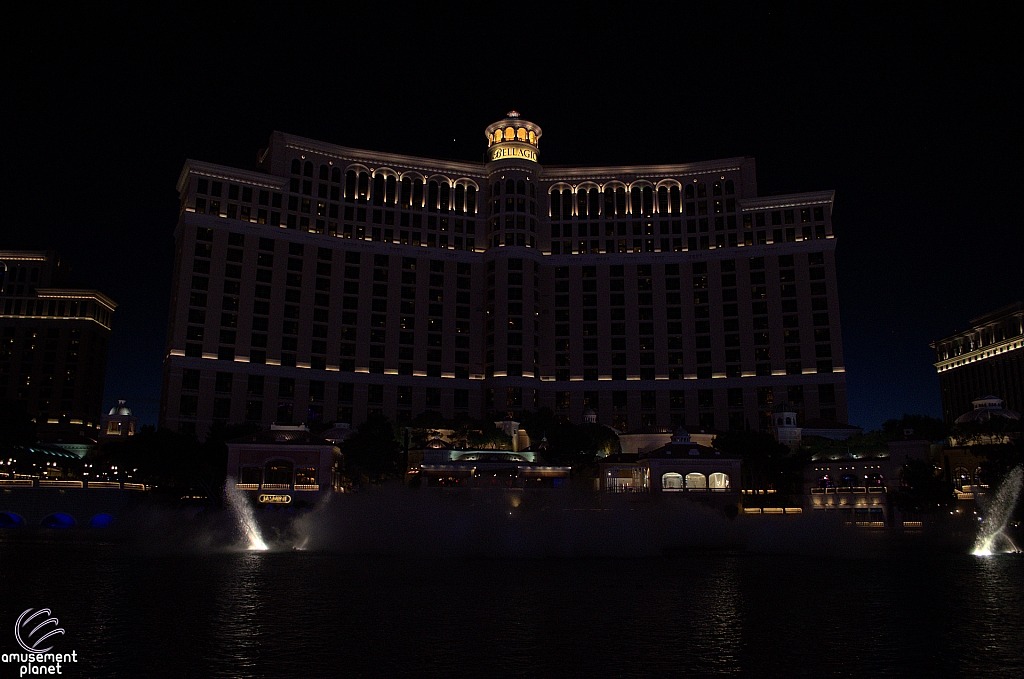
[[5, 487, 1024, 677], [92, 485, 883, 559], [973, 466, 1023, 556]]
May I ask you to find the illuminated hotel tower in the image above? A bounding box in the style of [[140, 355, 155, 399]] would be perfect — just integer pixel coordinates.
[[160, 112, 846, 435]]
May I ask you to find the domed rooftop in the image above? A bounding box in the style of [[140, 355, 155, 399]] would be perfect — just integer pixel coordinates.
[[108, 399, 132, 416], [955, 395, 1021, 425]]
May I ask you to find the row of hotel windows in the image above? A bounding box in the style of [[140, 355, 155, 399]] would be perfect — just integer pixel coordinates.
[[176, 379, 837, 431], [287, 164, 482, 213], [548, 181, 735, 220], [192, 174, 827, 255], [193, 185, 806, 255], [549, 228, 828, 255], [188, 234, 834, 378], [0, 262, 41, 297], [198, 169, 821, 227], [549, 274, 833, 378], [1, 327, 94, 413], [189, 233, 474, 374]]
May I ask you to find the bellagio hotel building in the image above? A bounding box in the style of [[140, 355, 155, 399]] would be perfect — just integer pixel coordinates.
[[160, 113, 847, 436]]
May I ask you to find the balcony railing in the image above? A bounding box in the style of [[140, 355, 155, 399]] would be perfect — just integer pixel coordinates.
[[235, 482, 322, 492], [0, 479, 148, 490]]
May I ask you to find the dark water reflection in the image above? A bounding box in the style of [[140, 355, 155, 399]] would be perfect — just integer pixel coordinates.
[[1, 541, 1022, 678]]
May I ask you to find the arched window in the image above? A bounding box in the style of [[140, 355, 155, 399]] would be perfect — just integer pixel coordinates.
[[713, 181, 722, 196], [291, 159, 301, 174], [588, 188, 599, 217], [697, 182, 706, 198], [642, 186, 654, 215], [685, 184, 694, 199], [670, 186, 681, 214], [517, 180, 525, 195], [662, 472, 683, 490], [817, 474, 834, 489], [685, 473, 707, 489], [630, 187, 642, 215], [454, 184, 465, 213], [840, 474, 858, 487], [604, 190, 614, 217], [493, 130, 502, 144], [550, 191, 561, 219], [615, 187, 627, 216], [577, 190, 588, 218], [530, 183, 535, 198], [504, 126, 515, 141], [725, 180, 735, 194], [331, 167, 341, 183], [528, 130, 536, 144], [506, 179, 515, 194], [319, 164, 329, 181], [438, 182, 450, 212], [466, 185, 477, 213], [657, 186, 669, 214], [386, 175, 397, 205], [412, 178, 424, 209], [709, 472, 730, 489], [357, 172, 369, 203], [516, 128, 527, 141], [427, 181, 439, 213], [492, 181, 501, 196], [561, 189, 572, 220], [400, 177, 413, 208], [372, 174, 385, 206], [345, 170, 357, 201], [303, 161, 314, 178]]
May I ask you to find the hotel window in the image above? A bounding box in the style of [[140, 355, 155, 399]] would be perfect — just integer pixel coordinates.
[[181, 369, 201, 391]]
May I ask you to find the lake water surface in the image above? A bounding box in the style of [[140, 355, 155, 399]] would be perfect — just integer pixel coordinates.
[[2, 531, 1022, 679]]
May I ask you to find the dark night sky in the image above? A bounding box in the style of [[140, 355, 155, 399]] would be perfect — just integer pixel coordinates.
[[3, 6, 1021, 430]]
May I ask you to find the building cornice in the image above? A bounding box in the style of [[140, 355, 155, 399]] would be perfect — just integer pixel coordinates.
[[0, 251, 50, 262], [35, 288, 117, 311], [538, 158, 750, 182], [176, 160, 288, 193], [739, 191, 835, 210], [934, 336, 1024, 373], [278, 133, 488, 178]]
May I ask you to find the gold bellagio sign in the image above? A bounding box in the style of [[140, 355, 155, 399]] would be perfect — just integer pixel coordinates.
[[490, 145, 537, 162], [258, 493, 292, 504]]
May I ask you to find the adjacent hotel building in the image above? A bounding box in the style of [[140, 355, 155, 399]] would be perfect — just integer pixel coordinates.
[[160, 113, 846, 435], [0, 251, 117, 435], [932, 302, 1024, 423]]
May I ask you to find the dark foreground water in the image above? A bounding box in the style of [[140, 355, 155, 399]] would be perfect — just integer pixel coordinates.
[[1, 533, 1022, 679]]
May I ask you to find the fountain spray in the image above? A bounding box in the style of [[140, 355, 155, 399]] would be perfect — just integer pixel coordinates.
[[224, 483, 269, 551], [972, 466, 1023, 556]]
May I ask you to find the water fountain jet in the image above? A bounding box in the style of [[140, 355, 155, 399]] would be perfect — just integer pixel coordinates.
[[225, 483, 269, 551], [972, 466, 1023, 556]]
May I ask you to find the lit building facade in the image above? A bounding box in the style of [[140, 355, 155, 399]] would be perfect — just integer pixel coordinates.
[[0, 251, 116, 435], [931, 302, 1023, 424], [160, 113, 846, 436]]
